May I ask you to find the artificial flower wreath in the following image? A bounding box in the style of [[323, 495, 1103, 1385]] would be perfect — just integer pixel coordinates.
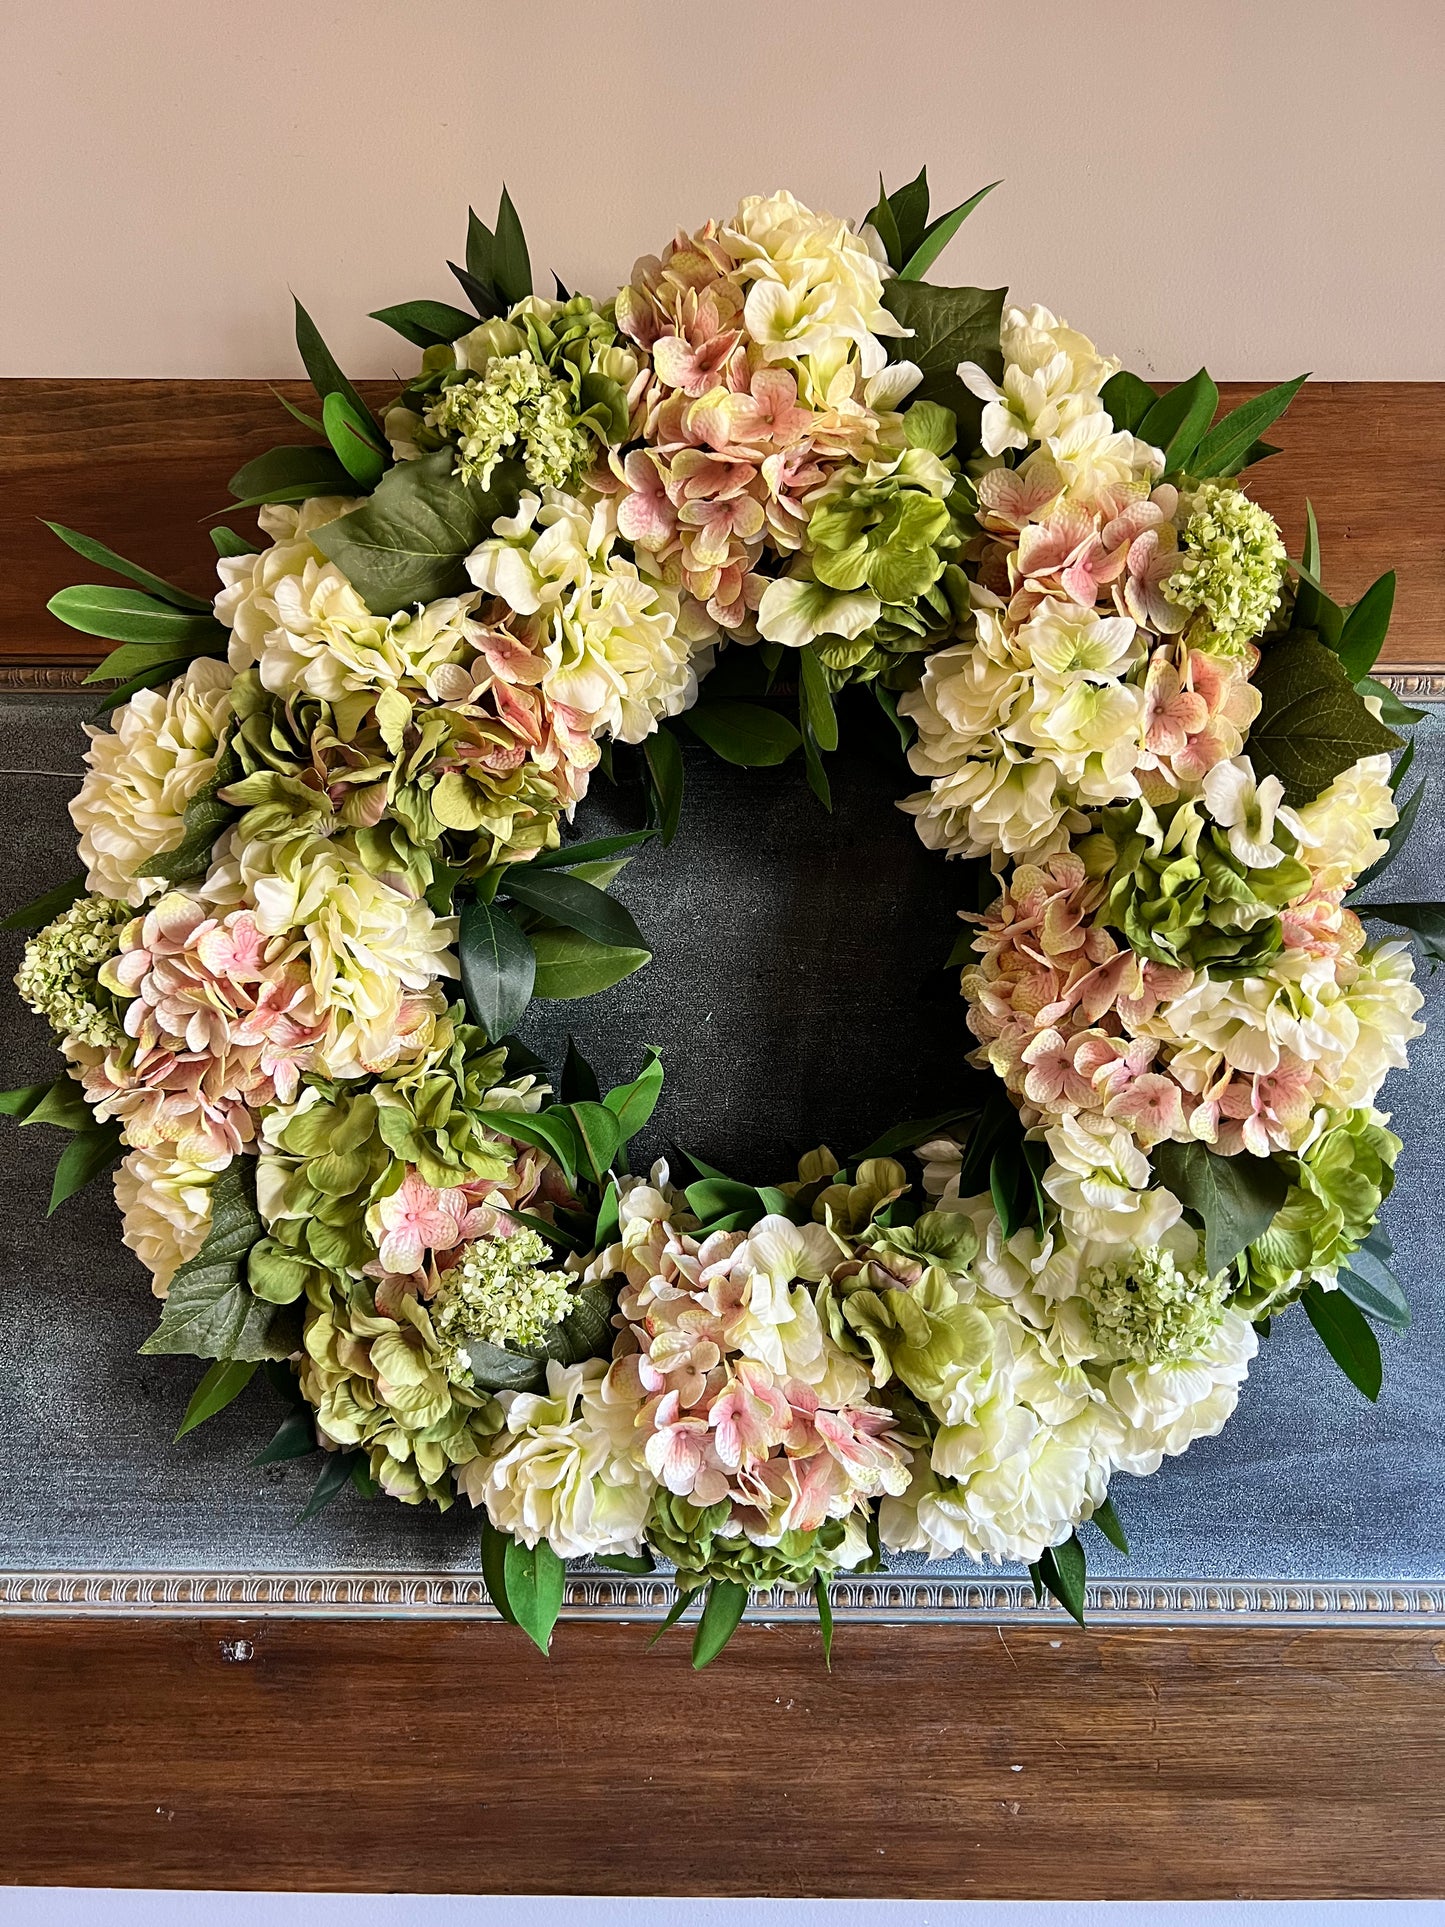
[[7, 176, 1437, 1667]]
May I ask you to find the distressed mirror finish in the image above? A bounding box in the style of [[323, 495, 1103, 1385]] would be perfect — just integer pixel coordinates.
[[1, 691, 1442, 1620]]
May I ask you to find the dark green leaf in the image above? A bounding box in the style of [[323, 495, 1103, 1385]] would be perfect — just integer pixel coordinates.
[[251, 1406, 317, 1466], [1100, 371, 1159, 435], [604, 1047, 665, 1145], [1247, 630, 1402, 807], [1358, 677, 1426, 727], [529, 927, 651, 1000], [1037, 1534, 1087, 1627], [130, 738, 240, 888], [1354, 901, 1445, 962], [692, 1579, 749, 1669], [866, 176, 904, 270], [1302, 1282, 1382, 1400], [1151, 1139, 1290, 1276], [593, 1551, 656, 1576], [227, 442, 355, 506], [800, 721, 832, 813], [682, 699, 802, 767], [561, 1036, 600, 1104], [1337, 572, 1397, 681], [466, 207, 497, 296], [174, 1359, 258, 1440], [540, 1282, 617, 1367], [1028, 1561, 1045, 1606], [312, 449, 521, 616], [139, 1161, 301, 1361], [900, 180, 1000, 281], [84, 636, 223, 688], [48, 585, 223, 648], [369, 299, 479, 348], [879, 279, 1007, 443], [1347, 778, 1424, 897], [1190, 374, 1308, 480], [1337, 1248, 1410, 1332], [1092, 1496, 1129, 1556], [322, 391, 386, 488], [593, 1176, 621, 1249], [488, 1107, 579, 1188], [529, 829, 656, 872], [560, 1101, 622, 1184], [2, 872, 86, 932], [492, 186, 533, 306], [798, 645, 839, 752], [42, 523, 211, 611], [457, 896, 536, 1042], [14, 1078, 94, 1132], [886, 166, 930, 264], [293, 297, 379, 436], [480, 1517, 520, 1625], [48, 1121, 124, 1215], [505, 1535, 566, 1655], [814, 1575, 834, 1671], [643, 725, 684, 846], [351, 1458, 379, 1500], [210, 526, 258, 559], [502, 865, 646, 952], [685, 1176, 762, 1224], [646, 1586, 700, 1648], [300, 1451, 356, 1520], [89, 660, 193, 715], [1138, 369, 1218, 474], [0, 1082, 60, 1121], [848, 1107, 974, 1165], [990, 1149, 1020, 1240], [449, 258, 499, 320], [874, 682, 911, 752], [464, 1340, 547, 1393]]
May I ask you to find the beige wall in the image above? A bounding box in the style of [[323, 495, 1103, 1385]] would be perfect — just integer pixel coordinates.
[[4, 0, 1442, 380]]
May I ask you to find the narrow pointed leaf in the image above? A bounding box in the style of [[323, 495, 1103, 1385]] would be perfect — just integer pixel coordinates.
[[604, 1048, 665, 1145], [1037, 1533, 1087, 1627], [1191, 374, 1307, 479], [502, 865, 646, 952], [900, 180, 1000, 280], [643, 724, 684, 846], [561, 1036, 601, 1104], [1302, 1282, 1382, 1400], [1138, 369, 1217, 473], [798, 645, 839, 751], [1355, 901, 1445, 961], [887, 165, 930, 263], [529, 829, 655, 872], [1337, 1256, 1411, 1332], [682, 699, 802, 767], [1336, 571, 1397, 681], [493, 186, 533, 305], [299, 1451, 357, 1520], [2, 872, 86, 932], [49, 1121, 124, 1215], [529, 928, 651, 1000], [174, 1359, 258, 1440], [504, 1535, 565, 1654], [866, 176, 903, 270], [49, 585, 223, 647], [228, 443, 354, 505], [251, 1407, 318, 1466], [647, 1587, 699, 1649], [1100, 370, 1158, 435], [210, 526, 257, 559], [42, 523, 211, 611], [691, 1580, 749, 1669], [1347, 778, 1425, 897], [1092, 1496, 1129, 1556], [292, 297, 379, 435], [370, 299, 479, 347], [479, 1517, 520, 1625], [593, 1551, 655, 1576], [814, 1575, 835, 1671]]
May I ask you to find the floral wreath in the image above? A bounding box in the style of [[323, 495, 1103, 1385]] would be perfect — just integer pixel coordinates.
[[7, 175, 1438, 1669]]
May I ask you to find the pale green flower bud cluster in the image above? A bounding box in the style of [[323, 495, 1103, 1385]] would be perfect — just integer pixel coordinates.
[[426, 355, 593, 492], [15, 893, 130, 1048], [1080, 1245, 1229, 1364], [1169, 482, 1287, 654], [433, 1228, 574, 1382]]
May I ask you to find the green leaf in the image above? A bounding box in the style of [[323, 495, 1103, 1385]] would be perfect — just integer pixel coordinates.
[[798, 645, 839, 752], [83, 636, 218, 688], [1138, 369, 1218, 474], [13, 1078, 94, 1132], [228, 443, 354, 506], [480, 1517, 520, 1625], [1151, 1139, 1290, 1276], [685, 1177, 762, 1225], [866, 176, 903, 270], [457, 896, 536, 1042], [292, 297, 379, 437], [270, 387, 326, 435], [174, 1359, 258, 1441], [540, 1281, 617, 1368], [1337, 1248, 1410, 1332], [1336, 572, 1396, 682], [1354, 900, 1445, 962], [1347, 777, 1424, 897], [560, 1101, 622, 1184], [561, 1036, 601, 1104], [1246, 630, 1402, 807], [2, 872, 86, 932], [604, 1047, 665, 1146], [647, 1586, 700, 1648], [900, 180, 1000, 281], [1091, 1496, 1129, 1556], [800, 721, 832, 813], [1358, 677, 1426, 727], [502, 865, 646, 952], [643, 725, 684, 846], [593, 1176, 621, 1249], [492, 185, 533, 306], [466, 207, 497, 299], [504, 1535, 566, 1655], [593, 1551, 656, 1576], [1190, 374, 1307, 480], [1302, 1282, 1382, 1401], [1036, 1534, 1087, 1627], [42, 523, 211, 612], [369, 299, 479, 348], [251, 1407, 317, 1466], [48, 585, 223, 648], [874, 683, 911, 752], [139, 1161, 301, 1361], [300, 1451, 357, 1520], [48, 1121, 124, 1215], [691, 1579, 749, 1669], [990, 1149, 1020, 1240], [879, 279, 1007, 443], [530, 927, 651, 1000], [322, 391, 386, 489], [529, 829, 656, 872], [1295, 502, 1323, 632], [0, 1082, 60, 1121], [312, 449, 521, 616], [682, 699, 802, 767], [1100, 370, 1159, 434], [848, 1106, 974, 1165], [1027, 1561, 1045, 1606], [814, 1574, 834, 1671], [210, 526, 257, 559], [464, 1340, 548, 1394], [129, 738, 240, 888], [886, 166, 930, 264]]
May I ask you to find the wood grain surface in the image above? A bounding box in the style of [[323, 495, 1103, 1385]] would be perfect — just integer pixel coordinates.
[[0, 378, 1442, 668], [2, 1617, 1444, 1897]]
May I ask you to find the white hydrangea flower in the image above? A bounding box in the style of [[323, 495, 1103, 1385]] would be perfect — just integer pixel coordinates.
[[260, 562, 479, 703], [213, 496, 358, 670], [472, 1357, 654, 1559], [959, 303, 1120, 457], [1107, 1309, 1257, 1476], [113, 1142, 228, 1297], [70, 658, 234, 906], [1294, 753, 1398, 892], [1042, 1113, 1182, 1249]]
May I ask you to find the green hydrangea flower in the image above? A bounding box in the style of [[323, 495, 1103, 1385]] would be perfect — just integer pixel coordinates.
[[1079, 1246, 1229, 1364], [433, 1228, 575, 1378], [647, 1493, 854, 1591], [1169, 483, 1287, 655], [1237, 1108, 1401, 1315], [426, 355, 594, 491], [15, 893, 130, 1048], [1084, 793, 1311, 976]]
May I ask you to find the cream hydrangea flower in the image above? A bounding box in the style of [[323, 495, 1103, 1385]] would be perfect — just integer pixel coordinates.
[[960, 303, 1120, 457], [1042, 1112, 1183, 1248], [1107, 1308, 1257, 1476], [259, 562, 480, 704], [1294, 753, 1398, 892], [113, 1142, 227, 1297], [213, 496, 359, 669], [70, 658, 234, 905], [466, 489, 701, 743], [469, 1357, 655, 1559]]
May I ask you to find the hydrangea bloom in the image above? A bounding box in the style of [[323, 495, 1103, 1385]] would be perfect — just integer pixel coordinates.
[[15, 893, 129, 1048]]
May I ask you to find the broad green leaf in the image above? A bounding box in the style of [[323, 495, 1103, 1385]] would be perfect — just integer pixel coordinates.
[[879, 279, 1007, 444], [1302, 1282, 1382, 1401], [488, 1106, 580, 1188], [561, 1036, 601, 1104], [814, 1575, 835, 1671], [1336, 572, 1397, 682], [129, 738, 240, 888], [1092, 1496, 1129, 1556], [798, 644, 839, 752], [685, 1176, 761, 1224], [593, 1177, 621, 1249], [1037, 1533, 1087, 1627], [1190, 374, 1307, 479], [1, 872, 86, 932], [529, 829, 656, 872], [539, 1281, 617, 1367], [42, 523, 211, 611], [1337, 1249, 1410, 1332], [139, 1161, 301, 1361], [210, 526, 257, 559], [559, 1101, 622, 1184], [1355, 901, 1445, 962], [0, 1083, 60, 1120], [1151, 1139, 1290, 1276], [682, 699, 802, 767], [1246, 630, 1401, 807], [900, 180, 1000, 281], [48, 1121, 124, 1215], [322, 390, 386, 488], [174, 1359, 258, 1440], [293, 297, 379, 436], [251, 1407, 317, 1466], [692, 1579, 749, 1669], [504, 1535, 566, 1655], [1138, 369, 1218, 473], [299, 1451, 357, 1520], [14, 1078, 94, 1132], [503, 865, 646, 952], [492, 185, 533, 306], [530, 927, 651, 1000], [604, 1047, 665, 1145], [227, 442, 354, 505], [1100, 370, 1159, 435], [458, 896, 536, 1041], [313, 449, 521, 616], [480, 1517, 520, 1625], [464, 1340, 547, 1394], [369, 299, 479, 347], [643, 724, 684, 846], [48, 585, 223, 648]]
